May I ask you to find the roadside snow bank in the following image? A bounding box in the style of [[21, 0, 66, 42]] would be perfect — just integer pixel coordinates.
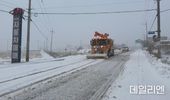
[[102, 49, 170, 100], [146, 52, 170, 79], [40, 50, 53, 59]]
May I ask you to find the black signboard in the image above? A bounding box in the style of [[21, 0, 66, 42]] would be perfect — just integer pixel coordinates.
[[11, 8, 24, 63]]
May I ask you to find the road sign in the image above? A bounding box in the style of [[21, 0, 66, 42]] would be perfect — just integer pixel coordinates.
[[148, 31, 155, 34], [11, 8, 24, 63]]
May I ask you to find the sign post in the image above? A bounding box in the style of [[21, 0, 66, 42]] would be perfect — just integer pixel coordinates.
[[11, 8, 24, 63]]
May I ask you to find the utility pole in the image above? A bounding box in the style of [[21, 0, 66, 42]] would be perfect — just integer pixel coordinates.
[[157, 0, 161, 39], [145, 22, 148, 47], [50, 30, 54, 53], [45, 38, 48, 51], [6, 40, 9, 51], [37, 40, 40, 50], [44, 40, 46, 50], [157, 0, 161, 58], [26, 0, 31, 62], [145, 22, 148, 34]]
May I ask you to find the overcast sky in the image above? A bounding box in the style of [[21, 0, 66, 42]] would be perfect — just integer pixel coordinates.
[[0, 0, 170, 51]]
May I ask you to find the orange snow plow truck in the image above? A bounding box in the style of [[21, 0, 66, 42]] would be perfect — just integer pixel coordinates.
[[87, 31, 114, 59]]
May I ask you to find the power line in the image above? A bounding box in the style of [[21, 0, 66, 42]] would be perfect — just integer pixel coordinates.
[[149, 14, 157, 32], [32, 9, 156, 15], [37, 0, 52, 33], [32, 20, 47, 39], [161, 8, 170, 13], [0, 9, 9, 13], [0, 2, 14, 9], [32, 18, 48, 50], [32, 19, 49, 51], [148, 2, 169, 34], [34, 0, 144, 9], [41, 0, 53, 26], [35, 0, 50, 32], [0, 0, 19, 9], [0, 0, 16, 6]]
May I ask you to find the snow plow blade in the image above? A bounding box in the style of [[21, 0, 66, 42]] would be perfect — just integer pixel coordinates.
[[86, 54, 108, 59]]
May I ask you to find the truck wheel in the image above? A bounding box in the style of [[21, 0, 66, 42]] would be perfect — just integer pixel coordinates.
[[107, 51, 111, 57]]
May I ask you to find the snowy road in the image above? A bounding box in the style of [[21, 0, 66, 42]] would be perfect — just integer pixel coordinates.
[[0, 53, 129, 100]]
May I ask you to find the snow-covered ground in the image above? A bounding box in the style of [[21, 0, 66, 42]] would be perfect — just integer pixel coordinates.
[[0, 52, 129, 100], [0, 50, 53, 64], [0, 52, 103, 98], [161, 54, 170, 65], [102, 49, 170, 100]]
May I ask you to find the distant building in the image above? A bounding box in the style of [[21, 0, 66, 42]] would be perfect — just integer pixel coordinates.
[[146, 36, 170, 55], [160, 40, 170, 54]]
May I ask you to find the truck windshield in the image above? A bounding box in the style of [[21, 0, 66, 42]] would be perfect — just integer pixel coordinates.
[[91, 39, 108, 46]]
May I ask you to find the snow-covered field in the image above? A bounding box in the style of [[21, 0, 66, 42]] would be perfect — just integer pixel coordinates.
[[102, 49, 170, 100], [0, 50, 53, 64], [0, 52, 104, 98]]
